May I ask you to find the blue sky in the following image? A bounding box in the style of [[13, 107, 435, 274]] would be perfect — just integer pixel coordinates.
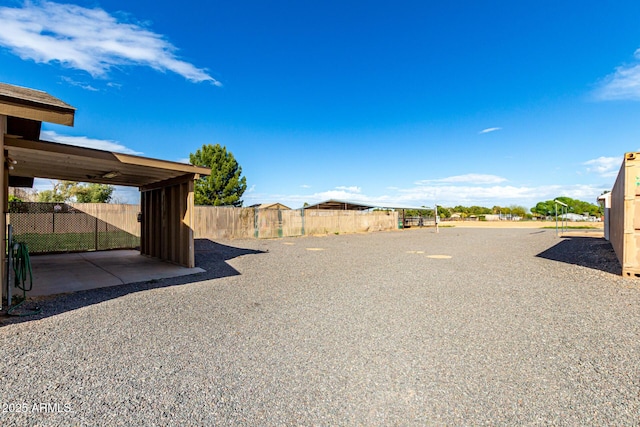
[[2, 0, 640, 209]]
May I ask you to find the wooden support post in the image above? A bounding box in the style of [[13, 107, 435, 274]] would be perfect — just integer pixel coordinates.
[[0, 115, 6, 307]]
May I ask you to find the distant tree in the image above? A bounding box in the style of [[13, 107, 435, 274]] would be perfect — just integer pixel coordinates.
[[509, 205, 528, 218], [468, 205, 492, 215], [37, 181, 73, 202], [436, 205, 451, 218], [37, 181, 114, 203], [74, 183, 114, 203], [8, 195, 23, 203], [420, 206, 435, 217], [404, 208, 433, 217], [190, 144, 247, 206], [531, 197, 602, 217], [453, 205, 468, 215]]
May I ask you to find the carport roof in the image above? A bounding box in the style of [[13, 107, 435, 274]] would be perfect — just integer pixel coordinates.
[[0, 81, 209, 189], [304, 199, 376, 211], [5, 136, 210, 189], [0, 82, 76, 126]]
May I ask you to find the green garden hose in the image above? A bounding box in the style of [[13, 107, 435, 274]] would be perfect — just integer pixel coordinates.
[[7, 242, 41, 316]]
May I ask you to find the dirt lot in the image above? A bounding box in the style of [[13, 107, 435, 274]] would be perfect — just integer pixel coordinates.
[[0, 227, 637, 425]]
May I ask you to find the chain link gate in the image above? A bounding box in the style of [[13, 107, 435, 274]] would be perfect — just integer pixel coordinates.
[[8, 202, 140, 254]]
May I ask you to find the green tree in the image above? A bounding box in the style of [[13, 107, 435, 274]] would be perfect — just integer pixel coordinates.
[[37, 181, 114, 203], [436, 205, 451, 218], [531, 197, 603, 217], [37, 181, 74, 202], [74, 183, 114, 203], [509, 205, 528, 218], [190, 144, 247, 206], [468, 205, 492, 215]]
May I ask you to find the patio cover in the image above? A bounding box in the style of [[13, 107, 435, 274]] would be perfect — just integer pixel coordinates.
[[0, 81, 210, 303]]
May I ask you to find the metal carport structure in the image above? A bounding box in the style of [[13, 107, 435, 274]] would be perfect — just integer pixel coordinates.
[[304, 199, 376, 211], [0, 82, 210, 303]]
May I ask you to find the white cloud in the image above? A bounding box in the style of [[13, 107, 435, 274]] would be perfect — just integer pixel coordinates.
[[242, 181, 609, 210], [594, 49, 640, 100], [0, 1, 220, 85], [60, 76, 98, 91], [415, 174, 508, 185], [110, 185, 140, 204], [41, 130, 143, 155], [479, 127, 502, 134], [335, 185, 361, 193], [583, 156, 622, 178]]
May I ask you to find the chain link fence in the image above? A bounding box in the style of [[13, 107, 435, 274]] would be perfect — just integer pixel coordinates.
[[8, 202, 140, 254]]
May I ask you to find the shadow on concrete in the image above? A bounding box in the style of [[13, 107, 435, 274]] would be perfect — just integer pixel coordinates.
[[536, 236, 621, 275], [0, 239, 265, 326]]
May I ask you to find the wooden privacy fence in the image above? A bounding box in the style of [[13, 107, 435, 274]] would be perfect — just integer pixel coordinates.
[[192, 206, 399, 239], [8, 203, 399, 254]]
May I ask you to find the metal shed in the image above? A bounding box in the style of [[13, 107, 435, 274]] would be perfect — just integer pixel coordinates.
[[304, 199, 376, 211], [0, 82, 210, 302]]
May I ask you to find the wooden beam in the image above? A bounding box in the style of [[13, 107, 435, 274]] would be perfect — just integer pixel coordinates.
[[5, 136, 118, 161], [0, 115, 6, 305], [114, 152, 210, 176], [5, 136, 208, 187], [140, 174, 197, 192], [0, 101, 74, 126]]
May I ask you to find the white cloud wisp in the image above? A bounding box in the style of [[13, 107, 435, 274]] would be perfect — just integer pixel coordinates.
[[0, 1, 220, 85], [583, 156, 622, 178], [594, 49, 640, 101], [479, 127, 502, 134], [415, 173, 508, 186]]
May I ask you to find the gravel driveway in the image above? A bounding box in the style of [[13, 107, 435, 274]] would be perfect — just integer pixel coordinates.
[[1, 227, 639, 425]]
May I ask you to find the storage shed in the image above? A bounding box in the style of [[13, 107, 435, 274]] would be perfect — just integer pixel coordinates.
[[610, 152, 640, 277]]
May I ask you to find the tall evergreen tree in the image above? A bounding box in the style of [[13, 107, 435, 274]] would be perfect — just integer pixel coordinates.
[[189, 144, 247, 206]]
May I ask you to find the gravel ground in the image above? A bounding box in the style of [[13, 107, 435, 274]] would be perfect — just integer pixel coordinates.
[[1, 227, 640, 426]]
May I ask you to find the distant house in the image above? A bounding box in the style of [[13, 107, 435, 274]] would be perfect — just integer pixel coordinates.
[[249, 203, 291, 210]]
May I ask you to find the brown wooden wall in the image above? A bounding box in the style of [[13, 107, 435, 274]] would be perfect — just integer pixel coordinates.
[[610, 156, 626, 268], [610, 152, 640, 278], [141, 176, 195, 267]]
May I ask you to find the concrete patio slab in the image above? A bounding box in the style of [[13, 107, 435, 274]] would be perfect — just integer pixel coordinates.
[[19, 250, 205, 297]]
